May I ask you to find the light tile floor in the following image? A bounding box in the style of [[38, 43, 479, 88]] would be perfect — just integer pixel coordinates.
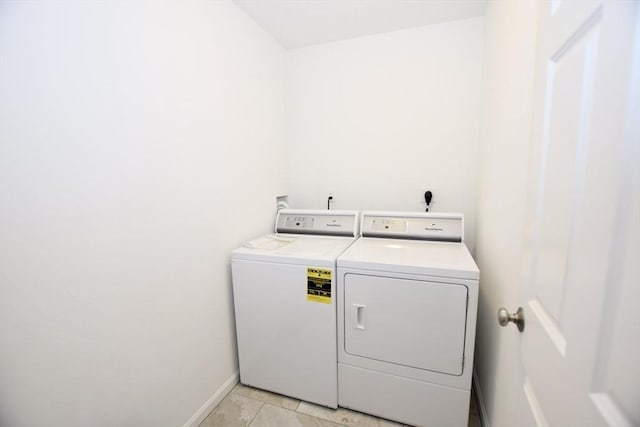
[[200, 384, 482, 427]]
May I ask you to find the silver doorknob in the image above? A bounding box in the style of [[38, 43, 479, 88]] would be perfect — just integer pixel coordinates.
[[498, 307, 525, 332]]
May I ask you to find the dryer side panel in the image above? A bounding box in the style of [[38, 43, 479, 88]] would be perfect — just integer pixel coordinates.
[[344, 274, 468, 376]]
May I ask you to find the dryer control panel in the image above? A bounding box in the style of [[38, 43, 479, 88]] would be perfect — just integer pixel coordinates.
[[361, 211, 463, 242], [276, 209, 359, 237]]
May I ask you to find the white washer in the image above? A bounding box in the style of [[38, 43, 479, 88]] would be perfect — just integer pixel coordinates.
[[231, 209, 359, 408], [337, 211, 479, 427]]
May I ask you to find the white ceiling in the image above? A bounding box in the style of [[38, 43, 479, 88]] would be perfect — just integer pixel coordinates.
[[232, 0, 486, 49]]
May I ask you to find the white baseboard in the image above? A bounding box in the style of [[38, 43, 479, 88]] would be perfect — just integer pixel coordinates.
[[473, 370, 491, 427], [182, 370, 240, 427]]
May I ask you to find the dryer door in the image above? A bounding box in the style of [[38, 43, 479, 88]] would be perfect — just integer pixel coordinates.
[[344, 274, 468, 375]]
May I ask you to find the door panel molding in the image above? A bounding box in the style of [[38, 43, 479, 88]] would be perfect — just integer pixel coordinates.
[[528, 299, 566, 356], [524, 376, 550, 427]]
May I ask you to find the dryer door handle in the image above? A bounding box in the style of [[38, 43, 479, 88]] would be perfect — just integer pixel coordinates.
[[353, 304, 366, 330]]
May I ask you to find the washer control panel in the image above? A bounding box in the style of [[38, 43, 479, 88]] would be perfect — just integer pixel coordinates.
[[276, 209, 359, 237], [284, 215, 315, 229]]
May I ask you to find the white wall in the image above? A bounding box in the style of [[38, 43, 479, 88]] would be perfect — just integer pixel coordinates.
[[285, 18, 484, 250], [473, 1, 539, 426], [0, 2, 285, 427]]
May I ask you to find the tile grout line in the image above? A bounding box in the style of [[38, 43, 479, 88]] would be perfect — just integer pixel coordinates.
[[246, 400, 265, 427], [227, 386, 266, 427], [262, 402, 350, 427]]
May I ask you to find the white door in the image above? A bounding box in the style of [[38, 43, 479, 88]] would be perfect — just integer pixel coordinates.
[[511, 0, 640, 426]]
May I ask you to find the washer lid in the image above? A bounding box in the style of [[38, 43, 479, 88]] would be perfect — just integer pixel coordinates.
[[232, 234, 357, 266], [337, 237, 479, 280]]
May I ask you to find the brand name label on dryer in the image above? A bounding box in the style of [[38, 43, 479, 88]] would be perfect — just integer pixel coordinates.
[[307, 267, 332, 304]]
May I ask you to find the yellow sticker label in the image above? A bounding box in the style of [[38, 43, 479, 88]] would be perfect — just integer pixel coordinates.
[[307, 267, 332, 304]]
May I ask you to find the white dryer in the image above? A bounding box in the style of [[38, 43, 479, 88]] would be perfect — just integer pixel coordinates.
[[231, 209, 359, 408], [337, 211, 479, 427]]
